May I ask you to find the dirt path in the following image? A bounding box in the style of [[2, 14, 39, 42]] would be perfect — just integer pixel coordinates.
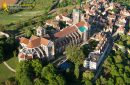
[[3, 61, 16, 73]]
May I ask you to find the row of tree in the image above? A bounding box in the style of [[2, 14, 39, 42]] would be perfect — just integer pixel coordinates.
[[15, 59, 66, 85], [0, 36, 17, 63], [96, 34, 130, 85]]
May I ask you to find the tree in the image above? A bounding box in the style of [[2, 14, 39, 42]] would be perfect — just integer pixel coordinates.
[[99, 76, 107, 85], [110, 65, 119, 76], [4, 77, 17, 85], [0, 48, 3, 63], [65, 45, 85, 64], [34, 78, 45, 85], [41, 64, 56, 80], [19, 75, 33, 85], [0, 24, 6, 31], [85, 80, 92, 85], [83, 71, 94, 80], [31, 59, 42, 76], [56, 75, 66, 85], [96, 79, 101, 85], [16, 61, 32, 85], [107, 78, 114, 85], [65, 45, 85, 79], [116, 77, 125, 85], [114, 55, 122, 63], [21, 26, 34, 38], [74, 64, 79, 79], [41, 64, 66, 85]]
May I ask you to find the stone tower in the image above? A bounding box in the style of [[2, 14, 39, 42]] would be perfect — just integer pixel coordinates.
[[73, 9, 80, 24]]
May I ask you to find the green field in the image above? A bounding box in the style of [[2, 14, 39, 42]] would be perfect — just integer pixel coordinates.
[[0, 0, 54, 25], [0, 57, 18, 83], [0, 63, 14, 83], [0, 10, 45, 25], [6, 57, 18, 70]]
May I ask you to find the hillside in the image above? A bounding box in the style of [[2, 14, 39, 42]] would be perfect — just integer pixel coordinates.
[[0, 0, 54, 25]]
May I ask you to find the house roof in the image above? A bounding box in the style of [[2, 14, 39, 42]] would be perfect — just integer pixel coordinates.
[[20, 35, 49, 48], [75, 21, 90, 28], [0, 0, 16, 8], [19, 37, 29, 45], [40, 37, 49, 45], [27, 37, 41, 48], [54, 26, 77, 38], [107, 14, 116, 19]]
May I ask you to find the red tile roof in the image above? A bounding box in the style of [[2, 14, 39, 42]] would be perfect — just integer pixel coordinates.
[[27, 38, 41, 48], [19, 37, 29, 45], [75, 21, 90, 28], [26, 35, 49, 48], [20, 35, 50, 48], [54, 26, 77, 38], [40, 37, 49, 45]]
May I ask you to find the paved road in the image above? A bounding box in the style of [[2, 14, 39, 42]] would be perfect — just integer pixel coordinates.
[[52, 55, 66, 66], [3, 61, 16, 73]]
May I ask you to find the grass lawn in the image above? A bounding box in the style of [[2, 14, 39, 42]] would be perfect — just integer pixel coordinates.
[[0, 10, 45, 25], [0, 0, 54, 25], [0, 63, 15, 83], [6, 57, 18, 70], [0, 57, 18, 83]]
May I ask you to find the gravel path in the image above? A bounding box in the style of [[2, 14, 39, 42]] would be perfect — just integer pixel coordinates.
[[3, 61, 16, 73]]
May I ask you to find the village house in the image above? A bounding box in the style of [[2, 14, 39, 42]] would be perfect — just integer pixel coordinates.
[[116, 27, 125, 34], [18, 35, 55, 62], [120, 8, 130, 17], [115, 16, 126, 27], [107, 14, 116, 22], [45, 20, 60, 30], [84, 32, 109, 70], [55, 14, 71, 22], [55, 14, 73, 26], [84, 52, 100, 70]]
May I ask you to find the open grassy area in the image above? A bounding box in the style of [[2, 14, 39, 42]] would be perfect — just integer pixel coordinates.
[[0, 57, 18, 83], [6, 57, 18, 70], [0, 0, 54, 25], [0, 10, 45, 25], [0, 63, 15, 83]]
